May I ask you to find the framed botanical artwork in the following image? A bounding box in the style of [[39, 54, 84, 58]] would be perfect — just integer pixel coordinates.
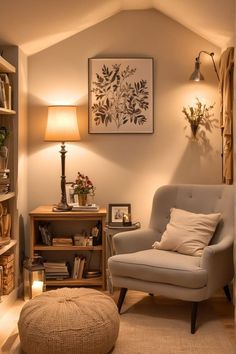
[[108, 203, 131, 226], [88, 57, 153, 134]]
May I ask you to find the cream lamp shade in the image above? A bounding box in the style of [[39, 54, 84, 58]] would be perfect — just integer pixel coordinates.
[[45, 106, 80, 142]]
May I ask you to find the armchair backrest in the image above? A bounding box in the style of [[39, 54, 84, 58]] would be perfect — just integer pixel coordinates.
[[149, 184, 234, 245]]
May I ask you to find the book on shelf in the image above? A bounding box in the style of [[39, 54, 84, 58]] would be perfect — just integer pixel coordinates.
[[72, 256, 86, 279], [44, 261, 69, 279], [84, 270, 101, 278], [0, 178, 10, 184], [78, 258, 85, 279], [0, 184, 10, 194], [44, 261, 66, 267], [52, 237, 73, 246], [0, 80, 6, 108], [0, 74, 12, 110], [69, 203, 99, 212]]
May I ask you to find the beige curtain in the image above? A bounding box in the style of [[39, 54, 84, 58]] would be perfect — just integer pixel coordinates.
[[219, 47, 234, 184]]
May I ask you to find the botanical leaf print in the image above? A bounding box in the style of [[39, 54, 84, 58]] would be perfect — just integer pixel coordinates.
[[91, 64, 149, 128]]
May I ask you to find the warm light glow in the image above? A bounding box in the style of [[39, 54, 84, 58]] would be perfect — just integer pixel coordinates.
[[45, 106, 80, 142], [32, 280, 44, 298]]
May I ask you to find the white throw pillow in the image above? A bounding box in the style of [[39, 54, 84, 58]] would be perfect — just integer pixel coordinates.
[[152, 208, 221, 256]]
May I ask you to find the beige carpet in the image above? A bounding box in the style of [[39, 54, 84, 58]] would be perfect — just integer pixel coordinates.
[[112, 296, 235, 354], [2, 295, 235, 354]]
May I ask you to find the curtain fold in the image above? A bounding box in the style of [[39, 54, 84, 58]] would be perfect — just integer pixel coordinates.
[[219, 47, 234, 184]]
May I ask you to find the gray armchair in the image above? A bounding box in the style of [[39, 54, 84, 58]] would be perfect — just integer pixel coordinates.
[[108, 184, 234, 333]]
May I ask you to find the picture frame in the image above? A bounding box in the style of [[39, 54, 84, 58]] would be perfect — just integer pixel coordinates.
[[88, 57, 153, 134], [65, 182, 75, 204], [108, 203, 131, 226]]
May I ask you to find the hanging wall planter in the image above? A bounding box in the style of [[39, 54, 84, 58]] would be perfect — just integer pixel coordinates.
[[190, 123, 199, 138], [182, 98, 215, 139]]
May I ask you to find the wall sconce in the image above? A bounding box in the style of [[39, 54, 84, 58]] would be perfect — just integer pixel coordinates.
[[44, 106, 80, 211], [189, 51, 219, 82], [23, 257, 45, 300]]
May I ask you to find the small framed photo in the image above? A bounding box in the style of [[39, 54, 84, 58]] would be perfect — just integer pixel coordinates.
[[108, 204, 131, 226], [66, 182, 75, 204]]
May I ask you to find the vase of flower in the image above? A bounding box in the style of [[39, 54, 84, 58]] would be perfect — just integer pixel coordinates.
[[78, 194, 88, 206], [73, 172, 95, 206]]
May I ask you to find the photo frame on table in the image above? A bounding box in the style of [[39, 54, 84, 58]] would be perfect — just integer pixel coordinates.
[[88, 57, 153, 134], [65, 182, 75, 204], [108, 203, 131, 226]]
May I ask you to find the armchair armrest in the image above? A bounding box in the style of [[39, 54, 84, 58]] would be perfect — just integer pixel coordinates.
[[200, 236, 234, 295], [113, 228, 158, 255]]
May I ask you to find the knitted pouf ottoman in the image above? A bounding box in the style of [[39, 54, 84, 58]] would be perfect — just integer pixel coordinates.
[[18, 288, 120, 354]]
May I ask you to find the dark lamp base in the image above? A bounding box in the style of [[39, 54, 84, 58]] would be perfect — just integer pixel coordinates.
[[52, 202, 72, 212]]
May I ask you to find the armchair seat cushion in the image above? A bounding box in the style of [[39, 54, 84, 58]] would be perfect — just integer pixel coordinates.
[[108, 249, 207, 289]]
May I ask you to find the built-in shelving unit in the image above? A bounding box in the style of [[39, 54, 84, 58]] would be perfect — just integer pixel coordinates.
[[0, 107, 16, 115], [0, 56, 16, 73], [0, 53, 17, 300], [0, 192, 15, 203], [0, 240, 17, 256]]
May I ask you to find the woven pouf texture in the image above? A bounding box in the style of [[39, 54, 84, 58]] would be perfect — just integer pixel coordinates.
[[18, 287, 120, 354]]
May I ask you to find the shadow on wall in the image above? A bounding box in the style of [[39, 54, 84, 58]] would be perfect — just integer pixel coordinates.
[[170, 132, 221, 184]]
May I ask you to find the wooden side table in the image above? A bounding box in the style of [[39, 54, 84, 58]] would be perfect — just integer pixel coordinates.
[[105, 223, 140, 293], [29, 206, 107, 290]]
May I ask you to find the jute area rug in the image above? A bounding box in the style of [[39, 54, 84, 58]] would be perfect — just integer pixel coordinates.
[[112, 295, 235, 354], [3, 295, 235, 354]]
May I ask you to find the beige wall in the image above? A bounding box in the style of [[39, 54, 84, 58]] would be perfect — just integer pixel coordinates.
[[28, 10, 221, 227]]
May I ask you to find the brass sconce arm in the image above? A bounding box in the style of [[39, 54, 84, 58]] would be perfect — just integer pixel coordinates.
[[195, 51, 220, 82]]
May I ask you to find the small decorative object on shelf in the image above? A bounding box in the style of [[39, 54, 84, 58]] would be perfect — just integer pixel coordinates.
[[182, 98, 215, 138], [23, 256, 45, 300], [0, 168, 10, 195], [123, 213, 132, 226], [0, 203, 11, 247], [0, 126, 9, 171], [73, 172, 96, 206]]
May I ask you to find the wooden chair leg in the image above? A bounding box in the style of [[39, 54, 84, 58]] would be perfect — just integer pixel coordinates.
[[223, 285, 232, 302], [117, 288, 127, 313], [191, 302, 198, 334]]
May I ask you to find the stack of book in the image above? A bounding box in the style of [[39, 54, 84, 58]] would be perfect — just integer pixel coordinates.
[[0, 169, 10, 194], [70, 204, 99, 212], [84, 270, 101, 279], [72, 256, 86, 279], [52, 237, 73, 246], [0, 74, 12, 110], [0, 251, 14, 295], [44, 261, 69, 280]]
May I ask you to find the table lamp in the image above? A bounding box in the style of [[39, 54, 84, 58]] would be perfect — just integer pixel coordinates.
[[44, 106, 80, 211]]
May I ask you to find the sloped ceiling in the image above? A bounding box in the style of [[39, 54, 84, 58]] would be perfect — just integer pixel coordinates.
[[0, 0, 234, 55]]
